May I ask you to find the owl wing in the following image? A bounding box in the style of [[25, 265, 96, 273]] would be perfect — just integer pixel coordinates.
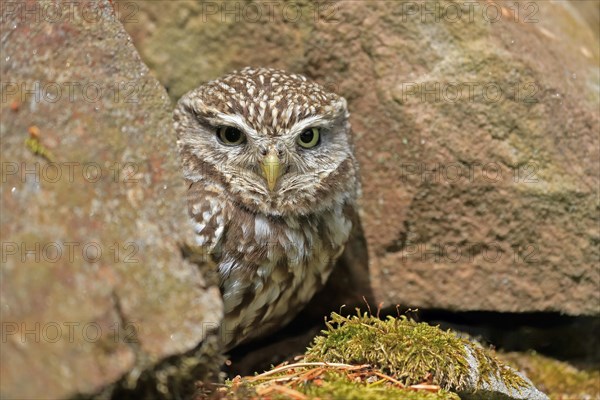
[[183, 180, 226, 263]]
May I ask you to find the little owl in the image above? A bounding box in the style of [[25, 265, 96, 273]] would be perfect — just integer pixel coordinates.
[[174, 67, 359, 350]]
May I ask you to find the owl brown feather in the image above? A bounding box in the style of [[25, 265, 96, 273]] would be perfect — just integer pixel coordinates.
[[174, 67, 359, 349]]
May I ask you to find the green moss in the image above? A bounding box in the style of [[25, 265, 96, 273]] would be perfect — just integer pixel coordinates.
[[300, 371, 459, 400], [224, 371, 459, 400], [305, 311, 528, 391], [25, 136, 54, 162], [220, 311, 537, 399], [498, 351, 600, 399]]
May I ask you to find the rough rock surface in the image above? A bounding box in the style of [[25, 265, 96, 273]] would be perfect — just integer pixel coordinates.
[[120, 0, 599, 315], [459, 346, 548, 400], [0, 1, 222, 398]]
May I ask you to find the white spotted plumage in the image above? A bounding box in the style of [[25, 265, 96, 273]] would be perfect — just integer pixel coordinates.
[[174, 67, 359, 349]]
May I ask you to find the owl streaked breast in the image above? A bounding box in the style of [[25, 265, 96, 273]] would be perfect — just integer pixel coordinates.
[[174, 67, 359, 349]]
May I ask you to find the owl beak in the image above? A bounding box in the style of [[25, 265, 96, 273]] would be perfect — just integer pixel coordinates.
[[260, 149, 281, 191]]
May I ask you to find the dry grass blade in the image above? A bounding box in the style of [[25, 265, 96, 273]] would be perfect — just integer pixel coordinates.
[[247, 361, 370, 381], [372, 370, 406, 387], [298, 367, 326, 383], [256, 384, 308, 399], [409, 383, 441, 392]]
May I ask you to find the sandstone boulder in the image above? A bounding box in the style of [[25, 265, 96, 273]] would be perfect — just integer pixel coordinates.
[[0, 1, 222, 398], [120, 0, 599, 316]]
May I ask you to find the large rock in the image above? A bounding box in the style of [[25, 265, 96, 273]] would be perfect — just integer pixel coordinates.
[[119, 0, 599, 316], [0, 1, 222, 398]]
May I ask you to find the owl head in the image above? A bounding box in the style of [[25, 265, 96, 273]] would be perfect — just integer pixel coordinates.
[[174, 67, 358, 217]]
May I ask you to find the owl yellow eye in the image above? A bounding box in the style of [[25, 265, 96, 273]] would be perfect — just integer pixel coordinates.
[[217, 126, 245, 146], [297, 127, 320, 149]]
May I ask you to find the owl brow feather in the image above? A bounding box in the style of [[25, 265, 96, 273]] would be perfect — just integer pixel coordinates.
[[286, 115, 332, 136], [207, 112, 256, 135]]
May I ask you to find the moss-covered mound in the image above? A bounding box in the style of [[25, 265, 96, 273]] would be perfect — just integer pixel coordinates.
[[305, 311, 527, 391], [218, 311, 549, 399]]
